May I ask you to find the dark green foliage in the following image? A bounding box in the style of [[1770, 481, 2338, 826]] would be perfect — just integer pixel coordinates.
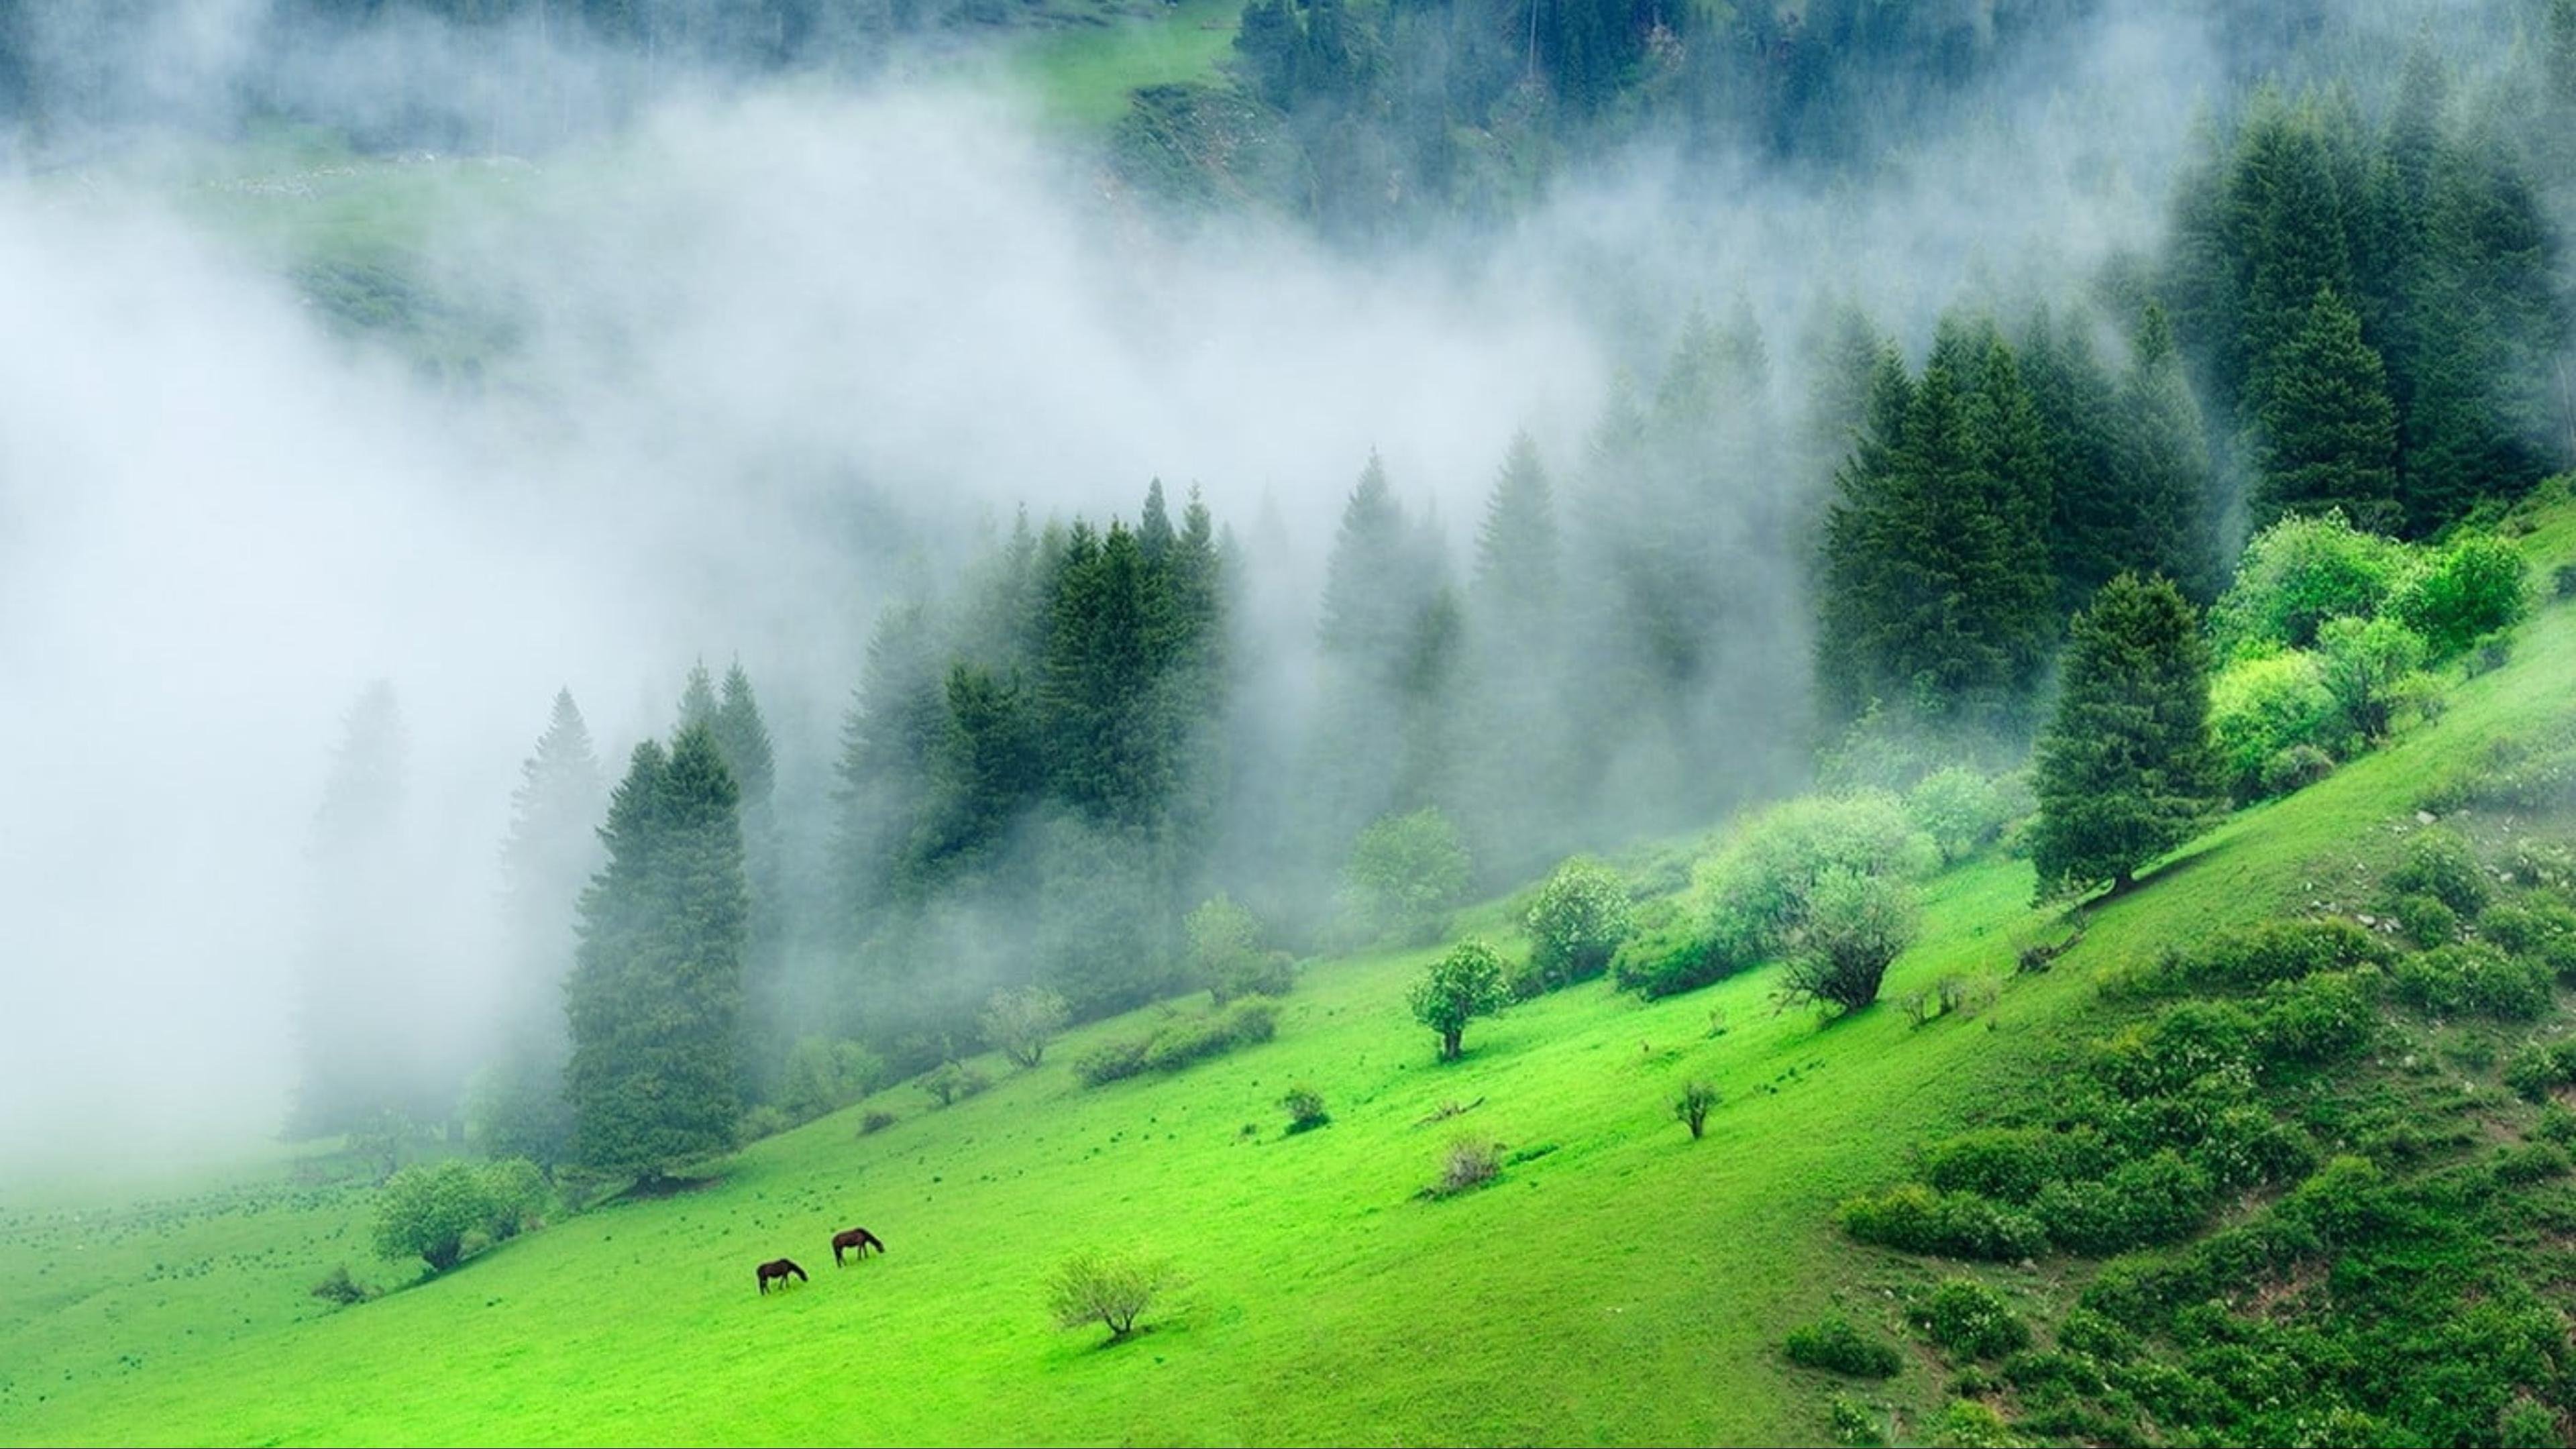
[[2031, 1150, 2214, 1256], [1910, 1280, 2031, 1360], [1521, 858, 1633, 991], [2387, 827, 2490, 918], [2031, 574, 2223, 898], [2391, 943, 2551, 1020], [1608, 898, 1720, 999], [2390, 892, 2460, 947], [1071, 1036, 1152, 1088], [1408, 940, 1510, 1061], [2317, 614, 2431, 743], [309, 1265, 375, 1306], [2254, 970, 2381, 1065], [2483, 901, 2576, 982], [1673, 1081, 1719, 1140], [564, 728, 747, 1183], [2504, 1038, 2576, 1102], [1784, 1317, 1902, 1379], [2132, 918, 2392, 996], [1279, 1085, 1330, 1134], [1923, 1129, 2076, 1205], [917, 1061, 990, 1108], [2252, 287, 2400, 531], [372, 1160, 513, 1274], [1837, 1184, 2047, 1263]]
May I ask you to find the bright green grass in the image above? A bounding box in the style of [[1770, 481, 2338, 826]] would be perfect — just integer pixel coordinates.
[[7, 501, 2573, 1446], [1002, 0, 1245, 129]]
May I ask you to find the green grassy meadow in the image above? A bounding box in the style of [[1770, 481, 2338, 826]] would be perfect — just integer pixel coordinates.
[[5, 496, 2571, 1446]]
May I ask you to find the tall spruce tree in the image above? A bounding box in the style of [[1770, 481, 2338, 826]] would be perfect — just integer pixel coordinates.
[[2031, 574, 2222, 899], [2113, 304, 2220, 602], [564, 725, 747, 1185], [709, 662, 784, 1102], [2251, 286, 2400, 532], [477, 688, 605, 1167]]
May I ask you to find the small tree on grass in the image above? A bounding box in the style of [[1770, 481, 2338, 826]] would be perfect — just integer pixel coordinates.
[[918, 1061, 989, 1107], [2318, 614, 2429, 744], [1523, 857, 1634, 989], [1280, 1085, 1331, 1134], [1674, 1081, 1719, 1139], [1779, 868, 1919, 1015], [1185, 894, 1263, 1004], [2032, 573, 2221, 900], [1046, 1246, 1178, 1341], [1408, 939, 1511, 1061], [373, 1160, 499, 1274], [1343, 808, 1473, 943], [979, 986, 1071, 1069]]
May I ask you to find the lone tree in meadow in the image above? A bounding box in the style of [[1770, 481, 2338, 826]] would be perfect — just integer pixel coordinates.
[[1777, 867, 1919, 1014], [979, 985, 1071, 1069], [1407, 939, 1511, 1061], [1522, 857, 1634, 991], [1046, 1246, 1179, 1341], [2031, 574, 2222, 900], [564, 724, 749, 1187]]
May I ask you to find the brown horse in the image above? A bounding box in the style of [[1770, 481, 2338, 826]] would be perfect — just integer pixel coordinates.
[[757, 1258, 808, 1294], [831, 1227, 886, 1266]]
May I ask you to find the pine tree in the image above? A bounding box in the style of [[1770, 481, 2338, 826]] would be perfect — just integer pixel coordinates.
[[2022, 309, 2127, 610], [835, 600, 945, 918], [711, 664, 775, 811], [478, 688, 605, 1167], [2031, 574, 2222, 899], [2113, 304, 2220, 602], [1470, 429, 1560, 627], [1815, 343, 1915, 729], [564, 726, 747, 1185], [2251, 286, 2400, 533], [676, 660, 720, 734]]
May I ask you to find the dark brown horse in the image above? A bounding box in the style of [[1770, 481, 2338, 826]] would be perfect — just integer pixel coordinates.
[[757, 1257, 808, 1294], [831, 1227, 886, 1266]]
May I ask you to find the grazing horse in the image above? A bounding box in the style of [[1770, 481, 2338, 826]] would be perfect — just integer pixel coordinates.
[[757, 1258, 808, 1295], [831, 1227, 886, 1266]]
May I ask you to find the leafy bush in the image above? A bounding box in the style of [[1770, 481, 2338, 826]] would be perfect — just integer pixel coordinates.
[[1044, 1246, 1177, 1340], [2209, 651, 2342, 799], [2031, 1150, 2213, 1255], [859, 1110, 897, 1135], [1907, 766, 2010, 862], [2129, 918, 2390, 996], [779, 1036, 885, 1124], [2318, 614, 2432, 743], [2491, 1141, 2569, 1186], [1142, 999, 1278, 1073], [1073, 1036, 1152, 1087], [1910, 1279, 2031, 1360], [373, 1160, 501, 1273], [1408, 940, 1511, 1061], [2392, 943, 2553, 1020], [1430, 1136, 1503, 1197], [1923, 1129, 2071, 1205], [1521, 857, 1634, 990], [1692, 791, 1937, 985], [1185, 894, 1275, 1005], [2255, 969, 2381, 1066], [1829, 1395, 1889, 1446], [979, 987, 1071, 1069], [1609, 898, 1721, 998], [1778, 867, 1920, 1015], [2090, 1002, 2258, 1099], [478, 1157, 548, 1242], [2261, 743, 2338, 798], [1784, 1316, 1902, 1378], [2504, 1038, 2576, 1101], [1341, 808, 1472, 944], [2210, 511, 2412, 656], [309, 1264, 376, 1306], [1674, 1080, 1719, 1140], [2392, 892, 2461, 947], [1929, 1399, 2023, 1448], [1279, 1085, 1330, 1134], [2387, 828, 2491, 918], [2500, 1397, 2560, 1448], [2484, 900, 2576, 981], [2392, 532, 2528, 659], [918, 1061, 992, 1106], [1838, 1184, 2047, 1261]]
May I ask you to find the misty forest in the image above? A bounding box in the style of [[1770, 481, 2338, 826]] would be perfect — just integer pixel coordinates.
[[13, 0, 2576, 1444]]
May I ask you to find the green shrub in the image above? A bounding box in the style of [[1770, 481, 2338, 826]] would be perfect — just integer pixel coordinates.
[[1044, 1246, 1178, 1340], [2538, 1102, 2576, 1146], [309, 1264, 376, 1306], [1778, 867, 1921, 1015], [2318, 614, 2432, 743], [859, 1110, 897, 1135], [1838, 1185, 2047, 1262], [2491, 1141, 2570, 1187], [1073, 1035, 1152, 1087], [1140, 1000, 1279, 1073], [2054, 1307, 2138, 1362], [1829, 1395, 1888, 1447], [1784, 1316, 1902, 1378], [2392, 532, 2528, 659], [1929, 1397, 2021, 1448], [2033, 1150, 2212, 1256], [979, 987, 1071, 1070], [2388, 828, 2491, 917], [1341, 808, 1472, 944], [779, 1036, 885, 1122], [2210, 651, 2342, 799], [1522, 857, 1635, 991], [2259, 743, 2337, 797], [1689, 791, 1937, 984], [2483, 900, 2576, 981], [1909, 1279, 2031, 1360], [1673, 1080, 1719, 1140], [2255, 969, 2380, 1066], [2504, 1038, 2576, 1101], [372, 1160, 500, 1274], [1609, 900, 1721, 998], [918, 1061, 991, 1106], [2091, 1002, 2257, 1099], [2392, 944, 2553, 1020], [1907, 766, 2010, 862], [1922, 1129, 2067, 1205], [2210, 511, 2413, 655], [1408, 941, 1511, 1061], [2390, 892, 2461, 947], [2500, 1397, 2559, 1449], [1429, 1136, 1502, 1197], [1279, 1085, 1330, 1134], [2137, 918, 2390, 995], [2277, 1155, 2394, 1248]]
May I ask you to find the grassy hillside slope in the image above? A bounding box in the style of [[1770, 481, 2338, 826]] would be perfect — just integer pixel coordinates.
[[5, 496, 2573, 1447]]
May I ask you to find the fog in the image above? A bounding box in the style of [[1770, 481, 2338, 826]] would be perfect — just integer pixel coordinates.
[[0, 0, 2430, 1175]]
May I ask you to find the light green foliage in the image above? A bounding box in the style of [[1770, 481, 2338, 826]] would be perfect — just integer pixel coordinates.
[[2394, 533, 2528, 659], [1910, 1279, 2030, 1360], [1343, 808, 1473, 945], [979, 986, 1072, 1070], [2210, 511, 2413, 657], [1784, 1316, 1901, 1377], [1184, 894, 1265, 1004], [1674, 1080, 1720, 1139], [1045, 1246, 1178, 1340], [1780, 868, 1921, 1014], [2210, 650, 2342, 799], [372, 1161, 498, 1274], [1904, 767, 2010, 863], [1522, 857, 1634, 990], [2317, 614, 2431, 743], [778, 1038, 885, 1124], [1407, 940, 1511, 1061], [918, 1061, 992, 1107], [1696, 791, 1937, 983], [478, 1158, 548, 1243]]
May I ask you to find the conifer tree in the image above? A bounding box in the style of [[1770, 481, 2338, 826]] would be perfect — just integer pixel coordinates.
[[677, 660, 719, 734], [2114, 304, 2220, 601], [2031, 574, 2222, 900], [478, 688, 604, 1167], [565, 726, 747, 1185], [2251, 286, 2400, 533]]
